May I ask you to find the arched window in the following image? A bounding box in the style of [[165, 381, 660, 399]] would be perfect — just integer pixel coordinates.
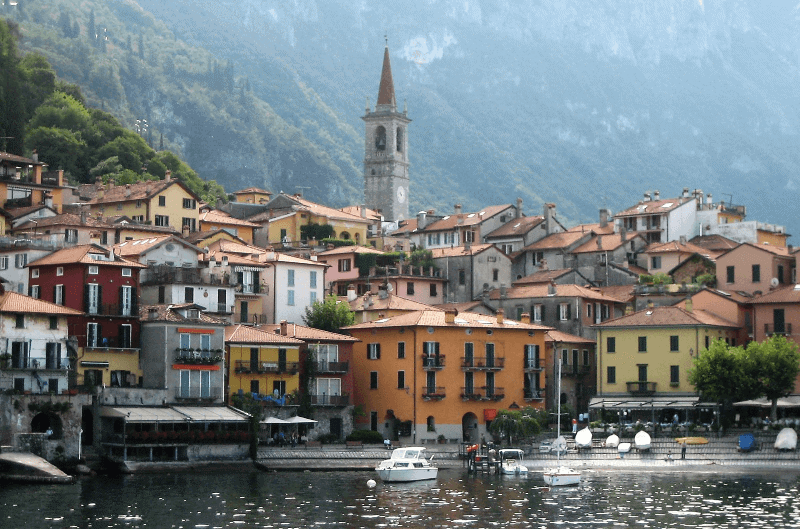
[[375, 126, 386, 151], [340, 231, 351, 240], [396, 127, 404, 152]]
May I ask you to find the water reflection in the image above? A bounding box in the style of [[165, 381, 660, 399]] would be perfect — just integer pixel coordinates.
[[1, 468, 799, 528]]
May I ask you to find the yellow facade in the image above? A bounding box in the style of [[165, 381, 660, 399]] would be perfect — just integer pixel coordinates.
[[78, 347, 143, 387], [268, 212, 369, 245], [756, 229, 789, 247], [89, 182, 200, 234], [200, 220, 255, 244], [595, 325, 736, 396], [227, 344, 301, 402]]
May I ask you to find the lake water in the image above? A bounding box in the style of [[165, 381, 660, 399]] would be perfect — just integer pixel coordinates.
[[2, 467, 800, 528]]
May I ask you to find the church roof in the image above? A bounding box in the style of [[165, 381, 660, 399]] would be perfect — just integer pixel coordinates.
[[377, 45, 396, 107]]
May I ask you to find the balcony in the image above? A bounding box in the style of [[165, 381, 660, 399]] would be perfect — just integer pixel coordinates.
[[524, 389, 545, 401], [765, 323, 792, 336], [313, 361, 349, 374], [2, 357, 69, 371], [84, 335, 140, 351], [175, 387, 222, 400], [234, 360, 299, 374], [174, 349, 224, 365], [140, 265, 229, 287], [461, 356, 505, 371], [310, 394, 350, 407], [233, 313, 268, 325], [86, 303, 137, 317], [421, 386, 446, 400], [562, 364, 592, 377], [205, 302, 233, 314], [460, 387, 505, 401], [626, 381, 657, 396], [421, 354, 445, 370], [523, 358, 544, 372]]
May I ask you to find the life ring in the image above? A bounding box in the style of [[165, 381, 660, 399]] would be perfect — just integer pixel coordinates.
[[467, 444, 479, 453]]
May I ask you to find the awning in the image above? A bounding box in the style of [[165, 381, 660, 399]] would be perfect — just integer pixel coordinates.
[[234, 265, 264, 272], [589, 397, 710, 410], [734, 396, 800, 408], [100, 407, 188, 423], [261, 416, 289, 424], [172, 406, 250, 422], [81, 361, 110, 368], [285, 415, 317, 424], [100, 406, 250, 423]]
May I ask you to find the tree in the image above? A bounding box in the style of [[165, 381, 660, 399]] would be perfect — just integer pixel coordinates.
[[0, 20, 25, 154], [746, 335, 800, 422], [689, 340, 757, 409], [231, 392, 264, 460], [488, 407, 542, 445], [302, 295, 355, 333]]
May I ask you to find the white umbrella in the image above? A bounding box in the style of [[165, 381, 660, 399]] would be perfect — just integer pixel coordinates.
[[285, 416, 317, 424], [261, 416, 289, 424]]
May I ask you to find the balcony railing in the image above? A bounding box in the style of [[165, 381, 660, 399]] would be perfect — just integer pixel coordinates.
[[626, 381, 657, 396], [205, 302, 233, 314], [523, 358, 544, 372], [234, 360, 299, 374], [313, 361, 349, 374], [233, 313, 268, 325], [524, 389, 545, 401], [175, 387, 222, 400], [84, 336, 140, 350], [562, 364, 591, 377], [310, 394, 350, 407], [421, 386, 446, 400], [421, 354, 445, 369], [460, 387, 505, 401], [86, 303, 136, 317], [461, 356, 505, 371], [174, 350, 224, 365], [765, 323, 792, 336], [4, 357, 69, 370], [140, 265, 229, 287]]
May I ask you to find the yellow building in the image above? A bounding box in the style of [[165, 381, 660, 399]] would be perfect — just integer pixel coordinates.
[[0, 152, 69, 213], [198, 208, 259, 244], [249, 193, 371, 247], [346, 309, 550, 445], [225, 324, 304, 404], [84, 172, 201, 235], [231, 187, 272, 204], [591, 304, 739, 422]]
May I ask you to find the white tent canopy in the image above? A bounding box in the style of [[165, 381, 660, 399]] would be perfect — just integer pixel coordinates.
[[261, 416, 289, 424], [734, 396, 800, 408], [285, 416, 317, 424]]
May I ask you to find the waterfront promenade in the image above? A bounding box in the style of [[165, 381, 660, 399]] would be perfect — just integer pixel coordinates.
[[255, 431, 800, 472]]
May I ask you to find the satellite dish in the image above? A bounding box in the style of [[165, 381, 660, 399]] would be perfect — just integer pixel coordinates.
[[770, 277, 780, 288]]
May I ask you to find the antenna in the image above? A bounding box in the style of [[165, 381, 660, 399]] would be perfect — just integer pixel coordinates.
[[770, 277, 779, 288]]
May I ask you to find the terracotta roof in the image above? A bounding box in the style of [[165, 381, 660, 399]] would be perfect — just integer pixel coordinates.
[[750, 285, 800, 304], [0, 290, 83, 315], [594, 285, 636, 303], [626, 263, 649, 275], [394, 218, 419, 235], [86, 179, 177, 205], [429, 243, 503, 259], [5, 205, 55, 219], [434, 301, 495, 313], [377, 45, 396, 106], [27, 244, 147, 268], [545, 330, 595, 344], [615, 197, 692, 217], [139, 304, 228, 324], [225, 324, 304, 345], [683, 287, 752, 305], [566, 222, 616, 235], [572, 233, 644, 254], [14, 213, 113, 231], [339, 205, 383, 221], [182, 228, 248, 245], [521, 231, 589, 251], [644, 240, 715, 257], [420, 205, 513, 233], [114, 235, 203, 258], [232, 187, 271, 195], [345, 309, 552, 331], [488, 283, 623, 303], [249, 194, 370, 225], [689, 234, 739, 252], [349, 293, 440, 312], [199, 209, 260, 228], [483, 216, 544, 239], [257, 322, 359, 342], [594, 305, 738, 328], [0, 151, 45, 165], [513, 269, 573, 286], [318, 245, 385, 257]]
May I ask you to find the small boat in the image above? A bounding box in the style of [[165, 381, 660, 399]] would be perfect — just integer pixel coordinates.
[[618, 442, 631, 454], [575, 427, 592, 449], [542, 360, 580, 487], [605, 434, 619, 448], [738, 433, 757, 452], [634, 431, 651, 451], [674, 437, 709, 445], [498, 449, 528, 475], [376, 447, 438, 482], [775, 428, 797, 451]]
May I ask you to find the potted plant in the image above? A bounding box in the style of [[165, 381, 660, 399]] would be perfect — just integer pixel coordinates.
[[0, 353, 10, 369], [437, 434, 446, 444]]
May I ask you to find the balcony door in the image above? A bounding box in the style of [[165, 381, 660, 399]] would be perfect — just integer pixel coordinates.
[[774, 309, 786, 334], [638, 365, 648, 382]]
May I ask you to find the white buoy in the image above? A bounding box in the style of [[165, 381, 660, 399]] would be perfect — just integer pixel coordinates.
[[367, 479, 377, 488]]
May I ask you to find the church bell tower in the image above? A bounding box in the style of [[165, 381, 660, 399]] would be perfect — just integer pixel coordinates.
[[363, 41, 410, 222]]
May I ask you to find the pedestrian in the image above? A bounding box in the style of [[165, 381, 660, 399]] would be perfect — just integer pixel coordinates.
[[291, 432, 298, 448], [681, 439, 687, 460], [572, 418, 578, 434]]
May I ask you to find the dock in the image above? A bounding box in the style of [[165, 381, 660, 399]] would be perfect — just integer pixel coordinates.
[[0, 452, 74, 484]]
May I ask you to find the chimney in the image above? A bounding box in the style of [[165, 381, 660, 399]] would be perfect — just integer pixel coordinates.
[[647, 300, 654, 309], [378, 288, 388, 300], [679, 235, 687, 245], [44, 193, 53, 209], [164, 170, 171, 182], [445, 308, 457, 324], [500, 285, 507, 299], [596, 236, 603, 249], [654, 190, 660, 200], [620, 226, 627, 242], [496, 308, 504, 324], [682, 187, 690, 199], [182, 224, 190, 238], [706, 193, 712, 205], [361, 205, 367, 218], [417, 210, 427, 230], [548, 280, 556, 296], [280, 320, 288, 336], [347, 284, 357, 302], [544, 203, 556, 235], [31, 149, 38, 163], [124, 183, 131, 198], [148, 308, 159, 320], [520, 312, 530, 324], [599, 208, 609, 228], [685, 299, 693, 313], [625, 304, 633, 315], [516, 197, 523, 219], [80, 210, 87, 225], [454, 204, 462, 215], [643, 192, 651, 202]]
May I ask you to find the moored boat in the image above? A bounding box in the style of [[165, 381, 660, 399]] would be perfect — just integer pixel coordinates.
[[376, 447, 438, 482], [543, 465, 581, 486], [498, 449, 528, 475], [634, 430, 651, 451]]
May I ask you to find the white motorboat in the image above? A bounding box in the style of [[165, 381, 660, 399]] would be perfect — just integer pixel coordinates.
[[634, 431, 651, 451], [376, 447, 438, 482], [605, 434, 620, 448], [575, 427, 592, 449], [543, 358, 581, 487], [498, 449, 528, 475]]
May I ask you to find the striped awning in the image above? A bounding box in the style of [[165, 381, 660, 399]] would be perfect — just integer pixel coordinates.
[[234, 265, 264, 272], [589, 397, 710, 410], [100, 406, 250, 423]]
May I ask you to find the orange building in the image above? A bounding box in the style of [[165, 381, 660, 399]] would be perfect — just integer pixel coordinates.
[[345, 309, 550, 445], [750, 286, 800, 393]]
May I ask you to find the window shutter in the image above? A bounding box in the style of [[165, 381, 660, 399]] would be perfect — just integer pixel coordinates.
[[119, 325, 125, 346], [376, 344, 381, 359], [83, 285, 90, 312], [119, 286, 124, 315], [541, 305, 546, 322], [97, 285, 103, 313], [567, 303, 572, 320], [53, 285, 57, 303], [131, 288, 138, 315]]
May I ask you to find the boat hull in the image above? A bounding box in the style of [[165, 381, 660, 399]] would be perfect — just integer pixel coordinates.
[[500, 464, 528, 475], [376, 467, 438, 482], [543, 467, 581, 487]]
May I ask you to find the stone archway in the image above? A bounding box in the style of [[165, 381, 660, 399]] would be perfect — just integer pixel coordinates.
[[462, 412, 479, 443], [31, 412, 62, 440]]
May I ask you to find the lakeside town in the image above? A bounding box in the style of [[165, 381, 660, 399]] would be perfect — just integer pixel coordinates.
[[1, 44, 799, 478]]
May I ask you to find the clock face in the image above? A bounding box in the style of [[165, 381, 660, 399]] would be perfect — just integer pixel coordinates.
[[396, 186, 406, 203]]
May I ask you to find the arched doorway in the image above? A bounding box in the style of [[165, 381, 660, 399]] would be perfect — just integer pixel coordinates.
[[82, 407, 94, 446], [31, 412, 62, 440], [462, 412, 478, 443]]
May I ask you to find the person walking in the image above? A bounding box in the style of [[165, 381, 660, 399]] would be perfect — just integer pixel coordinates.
[[680, 439, 687, 460]]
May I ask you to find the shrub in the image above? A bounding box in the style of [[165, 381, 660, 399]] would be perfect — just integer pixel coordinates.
[[346, 429, 385, 444], [315, 433, 340, 445]]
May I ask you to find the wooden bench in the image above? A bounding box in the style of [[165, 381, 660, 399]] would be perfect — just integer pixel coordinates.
[[305, 441, 322, 449], [346, 440, 363, 449]]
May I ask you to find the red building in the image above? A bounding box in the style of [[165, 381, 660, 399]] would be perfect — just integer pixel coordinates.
[[27, 244, 147, 387]]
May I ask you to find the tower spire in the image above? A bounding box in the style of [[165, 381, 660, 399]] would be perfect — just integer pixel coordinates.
[[376, 38, 396, 109]]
